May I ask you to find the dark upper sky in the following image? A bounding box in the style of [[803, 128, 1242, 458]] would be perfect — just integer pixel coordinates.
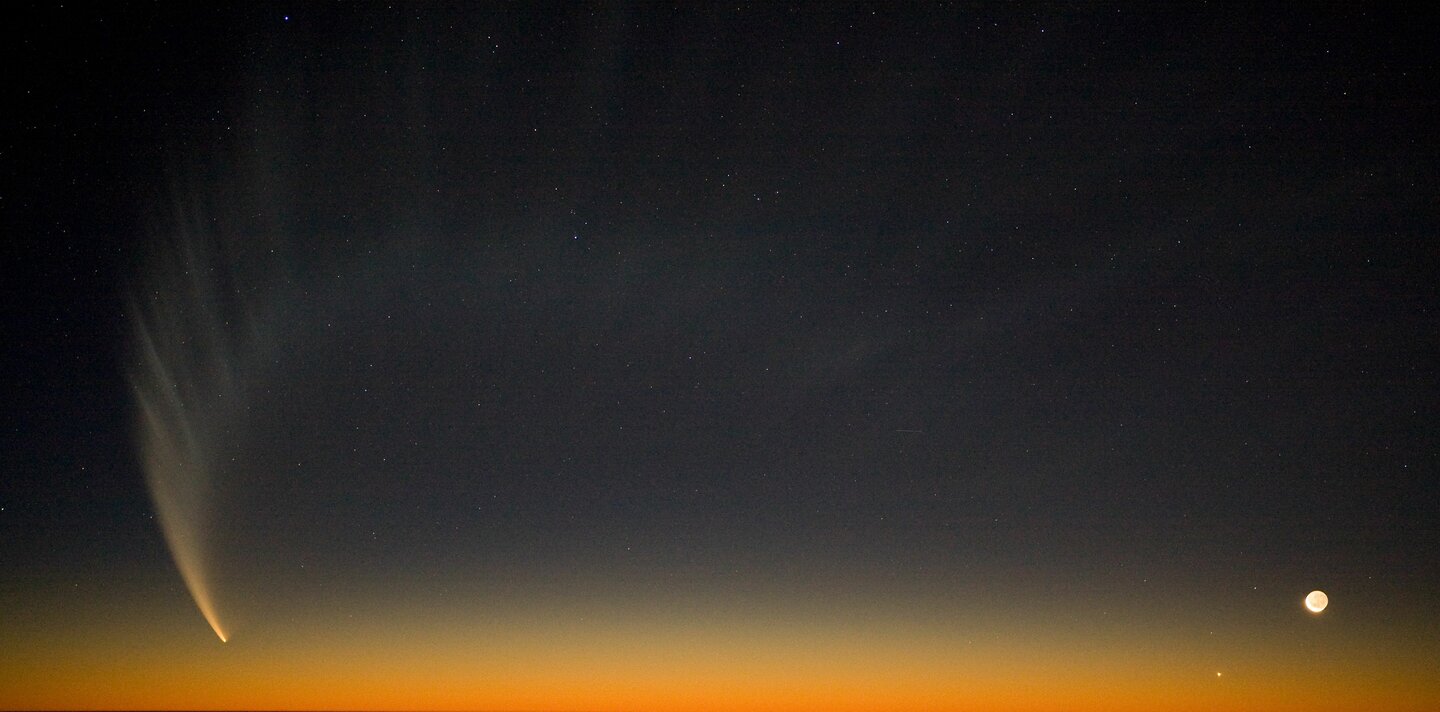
[[2, 3, 1438, 709]]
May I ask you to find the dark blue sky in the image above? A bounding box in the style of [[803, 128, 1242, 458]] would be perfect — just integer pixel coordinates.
[[3, 6, 1437, 701]]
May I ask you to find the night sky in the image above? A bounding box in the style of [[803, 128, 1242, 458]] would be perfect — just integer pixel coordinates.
[[3, 3, 1438, 710]]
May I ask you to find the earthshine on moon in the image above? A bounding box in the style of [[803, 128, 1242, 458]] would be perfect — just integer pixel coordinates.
[[1305, 590, 1329, 613]]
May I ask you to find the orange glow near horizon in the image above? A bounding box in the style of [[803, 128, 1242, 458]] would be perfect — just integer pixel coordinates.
[[3, 578, 1438, 712]]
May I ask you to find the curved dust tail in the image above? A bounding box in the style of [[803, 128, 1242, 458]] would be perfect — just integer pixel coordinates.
[[128, 195, 266, 643]]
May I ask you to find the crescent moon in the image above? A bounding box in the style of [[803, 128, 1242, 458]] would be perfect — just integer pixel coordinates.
[[1305, 590, 1328, 613]]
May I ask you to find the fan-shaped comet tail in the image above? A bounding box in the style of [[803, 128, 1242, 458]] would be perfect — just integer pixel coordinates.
[[129, 199, 257, 643]]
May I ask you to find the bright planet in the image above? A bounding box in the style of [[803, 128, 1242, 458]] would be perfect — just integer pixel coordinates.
[[1306, 590, 1330, 613]]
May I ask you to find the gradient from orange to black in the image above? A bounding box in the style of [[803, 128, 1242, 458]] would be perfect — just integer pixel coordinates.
[[3, 4, 1437, 710]]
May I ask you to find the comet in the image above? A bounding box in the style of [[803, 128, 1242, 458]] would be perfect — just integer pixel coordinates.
[[128, 194, 264, 644], [133, 372, 230, 643]]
